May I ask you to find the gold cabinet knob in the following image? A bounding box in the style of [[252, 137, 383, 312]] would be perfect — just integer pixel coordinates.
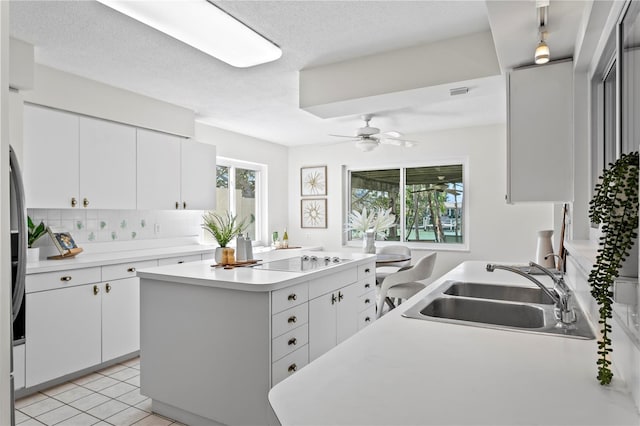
[[288, 294, 297, 301], [105, 283, 111, 293], [364, 283, 370, 289], [83, 198, 89, 208], [175, 201, 179, 209], [71, 197, 78, 208], [93, 285, 99, 295], [183, 201, 187, 209], [365, 317, 371, 322], [288, 363, 297, 373], [365, 268, 370, 273], [287, 316, 297, 324], [288, 338, 297, 346], [364, 298, 371, 304], [60, 276, 72, 282], [127, 267, 136, 273]]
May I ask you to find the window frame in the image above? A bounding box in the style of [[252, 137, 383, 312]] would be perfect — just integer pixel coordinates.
[[343, 157, 470, 252], [214, 157, 267, 246]]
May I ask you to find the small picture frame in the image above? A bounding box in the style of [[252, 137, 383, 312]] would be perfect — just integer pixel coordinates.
[[301, 166, 327, 196], [301, 199, 327, 228]]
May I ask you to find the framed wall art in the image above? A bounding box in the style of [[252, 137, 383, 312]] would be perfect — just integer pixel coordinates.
[[300, 166, 327, 196], [301, 198, 327, 228]]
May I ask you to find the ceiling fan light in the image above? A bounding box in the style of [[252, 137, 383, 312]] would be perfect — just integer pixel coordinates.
[[534, 40, 550, 65], [356, 139, 379, 152]]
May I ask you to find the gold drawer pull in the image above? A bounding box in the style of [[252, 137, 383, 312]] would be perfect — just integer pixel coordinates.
[[93, 285, 99, 296], [83, 198, 89, 208], [288, 363, 297, 373], [183, 201, 187, 209], [365, 317, 371, 322], [178, 261, 184, 264], [365, 268, 370, 273], [364, 283, 371, 289], [288, 338, 297, 346], [287, 316, 297, 324], [287, 294, 297, 301], [71, 197, 77, 208], [175, 201, 180, 209], [364, 298, 371, 304], [60, 276, 72, 282], [127, 267, 136, 273], [105, 283, 111, 293]]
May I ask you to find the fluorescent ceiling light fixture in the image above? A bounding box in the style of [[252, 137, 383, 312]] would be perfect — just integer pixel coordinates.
[[97, 0, 282, 68]]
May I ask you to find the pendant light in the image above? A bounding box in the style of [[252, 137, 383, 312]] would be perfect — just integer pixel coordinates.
[[534, 3, 550, 65]]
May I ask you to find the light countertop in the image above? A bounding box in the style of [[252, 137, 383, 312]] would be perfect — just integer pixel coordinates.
[[268, 261, 640, 425], [137, 250, 376, 292]]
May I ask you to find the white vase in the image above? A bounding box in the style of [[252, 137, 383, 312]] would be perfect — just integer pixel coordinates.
[[535, 230, 555, 268], [27, 247, 40, 263], [363, 230, 376, 254], [214, 247, 225, 264]]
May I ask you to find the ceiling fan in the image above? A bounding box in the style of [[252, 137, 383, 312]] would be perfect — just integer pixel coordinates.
[[330, 115, 418, 152]]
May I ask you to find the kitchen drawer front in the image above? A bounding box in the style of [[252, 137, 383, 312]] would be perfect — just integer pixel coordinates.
[[272, 282, 309, 314], [201, 252, 215, 261], [272, 344, 309, 386], [358, 291, 376, 312], [358, 306, 376, 330], [26, 267, 101, 293], [158, 254, 202, 266], [357, 276, 376, 296], [272, 325, 309, 362], [357, 262, 376, 281], [308, 268, 358, 299], [102, 260, 159, 281], [272, 304, 308, 338]]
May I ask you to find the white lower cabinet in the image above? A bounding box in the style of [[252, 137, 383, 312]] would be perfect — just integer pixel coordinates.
[[13, 344, 26, 390], [308, 281, 360, 361], [101, 277, 140, 361], [26, 283, 102, 387]]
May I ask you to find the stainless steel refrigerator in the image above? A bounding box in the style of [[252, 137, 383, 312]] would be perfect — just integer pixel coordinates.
[[9, 146, 27, 425]]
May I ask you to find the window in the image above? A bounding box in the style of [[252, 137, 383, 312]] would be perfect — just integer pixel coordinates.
[[347, 161, 466, 249], [214, 158, 266, 244]]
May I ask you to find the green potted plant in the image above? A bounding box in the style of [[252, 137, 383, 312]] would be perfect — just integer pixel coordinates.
[[202, 211, 251, 263], [27, 216, 47, 262], [588, 151, 639, 385]]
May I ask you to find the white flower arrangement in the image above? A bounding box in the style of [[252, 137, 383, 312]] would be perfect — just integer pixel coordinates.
[[347, 207, 396, 239]]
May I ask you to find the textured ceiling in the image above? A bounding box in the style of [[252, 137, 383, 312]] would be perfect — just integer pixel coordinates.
[[9, 1, 586, 147]]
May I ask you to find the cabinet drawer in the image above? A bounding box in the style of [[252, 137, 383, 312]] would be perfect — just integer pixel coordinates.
[[272, 282, 308, 314], [308, 268, 358, 299], [26, 267, 101, 293], [272, 304, 308, 338], [158, 254, 202, 266], [358, 306, 376, 330], [358, 262, 376, 281], [357, 276, 376, 296], [272, 325, 309, 362], [102, 260, 158, 281], [358, 291, 376, 312], [272, 345, 309, 386]]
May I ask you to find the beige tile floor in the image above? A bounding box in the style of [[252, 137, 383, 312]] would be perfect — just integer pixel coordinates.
[[14, 357, 183, 426]]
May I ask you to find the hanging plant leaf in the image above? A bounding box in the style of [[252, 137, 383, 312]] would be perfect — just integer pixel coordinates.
[[588, 151, 639, 385]]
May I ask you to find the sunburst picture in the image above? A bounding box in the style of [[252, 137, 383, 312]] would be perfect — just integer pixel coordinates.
[[301, 199, 327, 228], [301, 166, 327, 196]]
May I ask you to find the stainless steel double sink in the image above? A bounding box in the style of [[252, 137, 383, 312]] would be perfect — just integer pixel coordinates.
[[402, 280, 595, 339]]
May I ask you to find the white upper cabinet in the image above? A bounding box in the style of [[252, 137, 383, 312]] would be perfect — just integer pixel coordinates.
[[23, 104, 80, 209], [507, 60, 574, 203], [79, 117, 137, 209], [137, 128, 216, 210], [136, 128, 182, 210], [181, 141, 216, 210]]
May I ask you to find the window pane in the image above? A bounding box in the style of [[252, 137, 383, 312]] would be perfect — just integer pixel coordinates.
[[622, 2, 640, 155], [349, 169, 400, 240], [603, 64, 617, 167], [215, 165, 229, 215], [405, 165, 463, 244], [235, 168, 256, 240]]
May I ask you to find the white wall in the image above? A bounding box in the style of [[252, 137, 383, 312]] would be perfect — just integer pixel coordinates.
[[288, 124, 555, 280], [194, 122, 289, 245]]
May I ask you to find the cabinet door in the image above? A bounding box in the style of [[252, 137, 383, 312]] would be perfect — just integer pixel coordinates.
[[507, 60, 573, 203], [137, 128, 181, 210], [23, 104, 79, 208], [26, 284, 101, 387], [336, 282, 361, 344], [181, 141, 216, 210], [102, 277, 140, 361], [79, 117, 136, 209], [308, 293, 337, 362]]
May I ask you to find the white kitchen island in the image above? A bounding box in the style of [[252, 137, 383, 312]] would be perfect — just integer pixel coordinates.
[[269, 261, 640, 425], [137, 250, 376, 426]]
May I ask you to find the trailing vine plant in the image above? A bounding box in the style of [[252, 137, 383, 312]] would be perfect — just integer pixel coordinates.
[[588, 151, 639, 385]]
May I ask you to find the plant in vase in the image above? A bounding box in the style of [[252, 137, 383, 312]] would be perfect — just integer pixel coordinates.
[[27, 216, 47, 262], [347, 207, 396, 253], [588, 151, 639, 385], [202, 211, 251, 264]]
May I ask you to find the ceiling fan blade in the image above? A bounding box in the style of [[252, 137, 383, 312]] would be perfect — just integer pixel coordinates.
[[380, 137, 418, 147], [382, 131, 402, 138], [329, 134, 358, 138]]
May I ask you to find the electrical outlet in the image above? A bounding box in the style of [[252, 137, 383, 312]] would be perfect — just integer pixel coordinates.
[[154, 223, 161, 234]]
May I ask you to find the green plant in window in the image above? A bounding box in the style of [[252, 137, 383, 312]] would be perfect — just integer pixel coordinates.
[[588, 151, 639, 385]]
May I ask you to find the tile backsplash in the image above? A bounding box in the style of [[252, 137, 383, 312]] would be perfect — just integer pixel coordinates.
[[28, 209, 203, 245]]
